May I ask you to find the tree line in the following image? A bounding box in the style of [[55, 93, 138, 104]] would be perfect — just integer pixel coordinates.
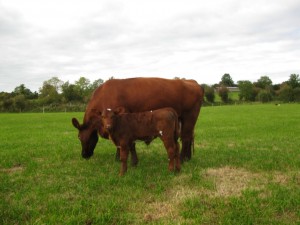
[[0, 77, 104, 112], [203, 74, 300, 104], [0, 74, 299, 112]]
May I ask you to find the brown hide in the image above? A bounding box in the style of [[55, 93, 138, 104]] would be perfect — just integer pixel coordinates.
[[73, 77, 204, 161], [102, 107, 181, 175], [102, 107, 180, 144], [86, 78, 203, 116]]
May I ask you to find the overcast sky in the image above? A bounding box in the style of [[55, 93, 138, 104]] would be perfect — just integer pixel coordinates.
[[1, 0, 300, 92]]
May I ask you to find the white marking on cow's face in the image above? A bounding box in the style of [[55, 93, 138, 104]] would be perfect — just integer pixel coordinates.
[[159, 130, 163, 136], [107, 108, 112, 111]]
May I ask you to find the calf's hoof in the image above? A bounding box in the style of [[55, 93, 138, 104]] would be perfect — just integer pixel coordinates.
[[180, 155, 191, 163], [119, 171, 125, 176]]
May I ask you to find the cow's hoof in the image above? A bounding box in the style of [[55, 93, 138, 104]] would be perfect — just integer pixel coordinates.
[[131, 160, 138, 167]]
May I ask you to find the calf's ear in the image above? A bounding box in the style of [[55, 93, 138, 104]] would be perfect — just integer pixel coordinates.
[[114, 107, 127, 114], [72, 118, 81, 130]]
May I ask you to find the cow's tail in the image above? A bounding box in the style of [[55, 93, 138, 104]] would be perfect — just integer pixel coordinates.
[[200, 84, 205, 106], [192, 132, 195, 155], [174, 114, 181, 160]]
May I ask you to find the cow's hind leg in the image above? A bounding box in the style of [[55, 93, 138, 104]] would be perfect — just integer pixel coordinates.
[[180, 113, 197, 162], [115, 147, 121, 161], [175, 141, 181, 172], [181, 139, 192, 162]]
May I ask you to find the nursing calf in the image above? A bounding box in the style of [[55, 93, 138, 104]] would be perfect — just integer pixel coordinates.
[[101, 107, 181, 176]]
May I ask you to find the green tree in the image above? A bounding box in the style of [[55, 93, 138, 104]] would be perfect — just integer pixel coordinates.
[[61, 82, 82, 102], [220, 74, 234, 87], [218, 86, 229, 103], [44, 77, 64, 93], [272, 83, 281, 91], [257, 90, 272, 103], [13, 84, 38, 99], [75, 77, 90, 91], [278, 83, 294, 102], [14, 94, 26, 112], [254, 76, 272, 89], [39, 83, 61, 104], [288, 74, 300, 89], [238, 80, 257, 101], [203, 85, 215, 103], [74, 77, 91, 102], [0, 92, 13, 111], [293, 87, 300, 102], [90, 79, 104, 91]]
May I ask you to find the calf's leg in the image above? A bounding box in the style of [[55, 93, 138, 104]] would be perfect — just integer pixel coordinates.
[[115, 144, 138, 166], [162, 138, 177, 172], [119, 145, 129, 176]]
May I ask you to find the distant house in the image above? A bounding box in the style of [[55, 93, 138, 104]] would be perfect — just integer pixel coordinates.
[[215, 87, 240, 92]]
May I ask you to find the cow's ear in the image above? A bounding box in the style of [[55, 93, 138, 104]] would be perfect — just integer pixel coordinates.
[[72, 118, 81, 130]]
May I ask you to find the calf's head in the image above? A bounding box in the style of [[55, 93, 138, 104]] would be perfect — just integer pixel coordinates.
[[101, 108, 117, 132], [72, 117, 99, 159]]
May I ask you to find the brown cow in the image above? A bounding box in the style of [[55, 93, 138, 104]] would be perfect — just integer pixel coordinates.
[[101, 107, 180, 175], [72, 77, 204, 163]]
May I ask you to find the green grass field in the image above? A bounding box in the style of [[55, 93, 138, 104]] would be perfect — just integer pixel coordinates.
[[1, 104, 299, 224]]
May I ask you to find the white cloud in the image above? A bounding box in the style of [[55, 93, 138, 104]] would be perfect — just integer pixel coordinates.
[[1, 0, 299, 92]]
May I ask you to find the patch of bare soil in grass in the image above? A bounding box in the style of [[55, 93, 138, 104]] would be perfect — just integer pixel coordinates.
[[0, 163, 24, 174], [140, 167, 292, 223], [275, 211, 299, 224], [143, 202, 175, 222], [272, 171, 291, 185], [205, 166, 265, 197], [140, 174, 194, 223]]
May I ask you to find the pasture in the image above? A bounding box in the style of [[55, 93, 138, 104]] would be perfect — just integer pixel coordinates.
[[1, 104, 299, 224]]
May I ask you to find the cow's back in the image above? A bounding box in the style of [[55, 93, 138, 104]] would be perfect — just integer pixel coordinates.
[[85, 78, 203, 122]]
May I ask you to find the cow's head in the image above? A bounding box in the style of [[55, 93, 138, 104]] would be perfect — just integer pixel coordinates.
[[72, 117, 100, 159]]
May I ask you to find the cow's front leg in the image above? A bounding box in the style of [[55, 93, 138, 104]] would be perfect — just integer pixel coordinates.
[[119, 145, 129, 176], [175, 141, 181, 172]]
